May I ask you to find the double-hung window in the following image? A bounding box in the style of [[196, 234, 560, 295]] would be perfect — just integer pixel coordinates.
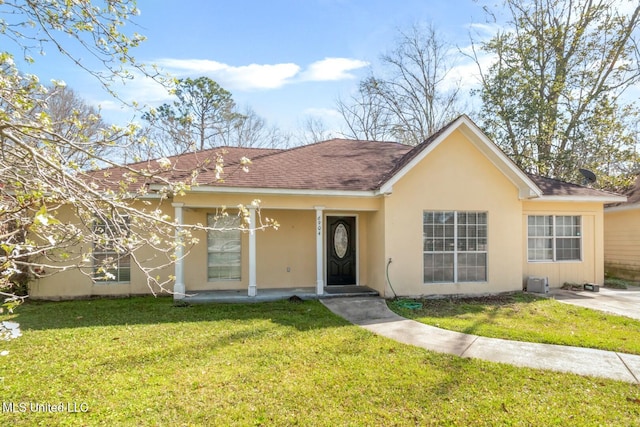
[[423, 211, 487, 283], [207, 214, 241, 281], [93, 216, 131, 282], [527, 215, 581, 262]]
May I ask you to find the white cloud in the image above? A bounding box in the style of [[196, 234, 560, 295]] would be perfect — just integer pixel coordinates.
[[303, 107, 342, 119], [222, 63, 301, 90], [465, 22, 502, 38], [152, 57, 369, 91], [91, 57, 370, 123], [446, 47, 496, 92], [93, 99, 123, 112], [155, 58, 227, 73], [155, 58, 301, 90], [301, 57, 369, 81], [90, 69, 175, 113]]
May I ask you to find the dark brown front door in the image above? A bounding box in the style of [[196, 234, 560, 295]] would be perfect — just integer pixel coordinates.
[[327, 216, 356, 285]]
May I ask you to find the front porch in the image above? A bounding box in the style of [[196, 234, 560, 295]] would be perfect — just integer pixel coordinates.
[[169, 199, 383, 300], [182, 285, 379, 303]]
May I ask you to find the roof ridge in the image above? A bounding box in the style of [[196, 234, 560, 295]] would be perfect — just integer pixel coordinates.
[[267, 137, 406, 154]]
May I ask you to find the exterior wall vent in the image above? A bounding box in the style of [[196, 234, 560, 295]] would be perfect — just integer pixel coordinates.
[[526, 276, 549, 294]]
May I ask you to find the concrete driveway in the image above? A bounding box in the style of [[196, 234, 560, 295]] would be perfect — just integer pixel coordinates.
[[550, 286, 640, 320]]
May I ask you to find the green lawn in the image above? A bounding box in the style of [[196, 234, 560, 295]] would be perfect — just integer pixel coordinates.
[[0, 297, 639, 426], [389, 292, 640, 355]]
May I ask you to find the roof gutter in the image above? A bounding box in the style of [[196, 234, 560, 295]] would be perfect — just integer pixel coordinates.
[[528, 195, 627, 203], [604, 201, 639, 212], [148, 184, 379, 198]]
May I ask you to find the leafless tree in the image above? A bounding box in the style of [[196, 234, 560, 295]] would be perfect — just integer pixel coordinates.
[[299, 115, 335, 145], [41, 86, 114, 168], [338, 23, 464, 145], [216, 105, 287, 148], [337, 80, 395, 141]]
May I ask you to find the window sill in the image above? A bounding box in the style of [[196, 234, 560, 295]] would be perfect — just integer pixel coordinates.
[[527, 260, 582, 264]]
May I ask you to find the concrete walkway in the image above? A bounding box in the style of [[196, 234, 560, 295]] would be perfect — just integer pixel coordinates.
[[321, 297, 640, 384], [550, 285, 640, 321]]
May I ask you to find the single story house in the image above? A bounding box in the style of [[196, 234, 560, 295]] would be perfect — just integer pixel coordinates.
[[604, 176, 640, 280], [30, 115, 625, 300]]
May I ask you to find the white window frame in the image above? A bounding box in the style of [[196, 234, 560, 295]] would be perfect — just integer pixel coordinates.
[[207, 214, 242, 281], [423, 211, 488, 284], [527, 215, 582, 262], [93, 216, 131, 283]]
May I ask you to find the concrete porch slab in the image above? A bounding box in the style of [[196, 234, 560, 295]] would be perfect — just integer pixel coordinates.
[[182, 285, 378, 303]]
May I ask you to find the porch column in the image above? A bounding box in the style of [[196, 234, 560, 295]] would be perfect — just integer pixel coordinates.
[[248, 207, 257, 297], [172, 203, 185, 300], [315, 206, 325, 295]]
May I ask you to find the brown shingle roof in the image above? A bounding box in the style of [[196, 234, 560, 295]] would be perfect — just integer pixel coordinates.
[[527, 174, 621, 198], [625, 176, 640, 205], [606, 175, 640, 207], [88, 120, 620, 200], [199, 139, 411, 191], [85, 146, 282, 192]]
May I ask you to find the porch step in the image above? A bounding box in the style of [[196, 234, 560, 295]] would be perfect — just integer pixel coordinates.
[[322, 285, 379, 298]]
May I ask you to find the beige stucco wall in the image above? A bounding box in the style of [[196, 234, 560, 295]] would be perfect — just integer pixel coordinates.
[[522, 201, 603, 287], [257, 210, 316, 288], [182, 207, 375, 292], [30, 200, 175, 299], [30, 195, 381, 298], [604, 207, 640, 280], [382, 129, 524, 297], [30, 133, 609, 299], [185, 208, 317, 291], [173, 193, 383, 291], [364, 207, 387, 295]]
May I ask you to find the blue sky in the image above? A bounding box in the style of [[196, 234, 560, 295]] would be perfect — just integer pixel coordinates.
[[14, 0, 492, 133]]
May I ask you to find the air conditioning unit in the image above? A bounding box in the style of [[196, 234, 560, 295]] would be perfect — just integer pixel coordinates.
[[526, 276, 549, 294]]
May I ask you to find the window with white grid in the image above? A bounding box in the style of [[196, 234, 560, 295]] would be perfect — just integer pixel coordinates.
[[93, 216, 131, 283], [527, 215, 581, 262], [207, 214, 241, 281], [423, 211, 487, 283]]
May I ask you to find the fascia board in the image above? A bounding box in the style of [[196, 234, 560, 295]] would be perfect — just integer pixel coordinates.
[[604, 202, 639, 213], [148, 184, 377, 198], [530, 195, 627, 203]]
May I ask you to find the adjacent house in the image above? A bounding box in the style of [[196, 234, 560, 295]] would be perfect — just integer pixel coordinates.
[[604, 176, 640, 280], [30, 115, 625, 300]]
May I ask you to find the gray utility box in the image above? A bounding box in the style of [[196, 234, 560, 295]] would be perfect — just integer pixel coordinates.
[[583, 283, 600, 292], [527, 276, 549, 294]]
